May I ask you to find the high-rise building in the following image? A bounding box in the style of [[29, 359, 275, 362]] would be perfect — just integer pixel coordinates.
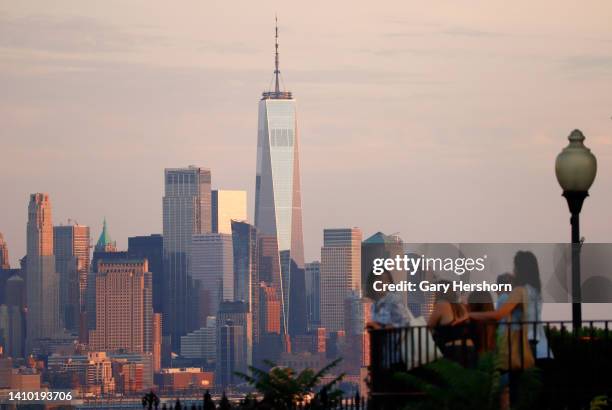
[[217, 320, 245, 388], [94, 219, 116, 253], [26, 193, 60, 347], [91, 219, 126, 273], [305, 261, 321, 332], [128, 234, 163, 313], [320, 228, 362, 333], [0, 274, 25, 358], [254, 21, 306, 339], [344, 291, 372, 370], [86, 220, 128, 342], [163, 167, 212, 347], [189, 233, 233, 322], [231, 220, 260, 344], [54, 223, 90, 332], [259, 283, 281, 335], [361, 232, 404, 301], [216, 301, 252, 372], [152, 313, 162, 373], [180, 317, 216, 364], [89, 259, 153, 354], [0, 233, 9, 270], [6, 274, 25, 309], [212, 190, 247, 234]]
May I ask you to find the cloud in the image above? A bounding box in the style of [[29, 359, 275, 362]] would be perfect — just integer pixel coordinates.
[[442, 27, 504, 38], [383, 23, 505, 39], [562, 55, 612, 73], [0, 13, 161, 54], [196, 41, 258, 54]]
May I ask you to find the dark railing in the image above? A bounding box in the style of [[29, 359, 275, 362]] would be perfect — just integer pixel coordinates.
[[369, 320, 612, 408], [139, 394, 369, 410]]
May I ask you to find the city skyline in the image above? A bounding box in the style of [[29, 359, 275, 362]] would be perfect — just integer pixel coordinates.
[[0, 3, 611, 404], [2, 1, 612, 269]]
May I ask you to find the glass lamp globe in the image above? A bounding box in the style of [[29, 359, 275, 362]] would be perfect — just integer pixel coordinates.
[[555, 129, 597, 192]]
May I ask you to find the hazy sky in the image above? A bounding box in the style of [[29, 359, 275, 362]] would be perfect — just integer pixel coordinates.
[[1, 1, 612, 270]]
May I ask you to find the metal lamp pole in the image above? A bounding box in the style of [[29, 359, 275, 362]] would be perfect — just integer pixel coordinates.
[[555, 130, 597, 331]]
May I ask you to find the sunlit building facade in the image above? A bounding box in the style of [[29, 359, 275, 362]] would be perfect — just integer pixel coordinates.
[[212, 190, 247, 234], [26, 193, 60, 348], [254, 23, 306, 339], [163, 167, 212, 347], [0, 233, 9, 270], [89, 259, 153, 354], [320, 228, 362, 333]]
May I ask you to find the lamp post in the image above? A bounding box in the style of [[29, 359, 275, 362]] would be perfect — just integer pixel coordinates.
[[555, 129, 597, 331]]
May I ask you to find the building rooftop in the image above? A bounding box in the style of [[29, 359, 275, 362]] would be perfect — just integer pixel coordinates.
[[95, 218, 115, 251], [363, 232, 402, 244]]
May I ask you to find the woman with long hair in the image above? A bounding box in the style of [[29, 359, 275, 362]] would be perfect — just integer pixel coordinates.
[[470, 250, 550, 359], [428, 280, 475, 366]]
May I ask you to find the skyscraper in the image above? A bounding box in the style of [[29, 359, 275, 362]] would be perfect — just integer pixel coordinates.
[[256, 283, 283, 365], [212, 190, 247, 234], [180, 317, 216, 365], [90, 219, 127, 271], [216, 301, 252, 386], [231, 220, 259, 344], [0, 233, 9, 270], [189, 233, 233, 322], [320, 228, 362, 332], [89, 259, 152, 353], [91, 219, 127, 272], [152, 313, 162, 373], [163, 167, 212, 347], [128, 234, 163, 313], [2, 275, 25, 357], [86, 219, 128, 341], [344, 290, 372, 370], [254, 20, 306, 339], [259, 283, 281, 335], [26, 193, 60, 347], [305, 261, 321, 332], [217, 320, 244, 388], [361, 232, 404, 301], [54, 223, 90, 332]]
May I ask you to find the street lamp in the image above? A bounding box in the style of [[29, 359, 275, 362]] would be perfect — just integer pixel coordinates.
[[555, 129, 597, 331]]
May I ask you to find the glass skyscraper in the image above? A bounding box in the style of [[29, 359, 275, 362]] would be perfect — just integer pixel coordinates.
[[163, 167, 212, 347], [231, 220, 259, 344], [128, 234, 163, 314], [254, 22, 306, 338], [54, 223, 90, 333]]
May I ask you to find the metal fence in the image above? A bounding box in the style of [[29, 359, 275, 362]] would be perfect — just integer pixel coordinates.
[[368, 320, 612, 408], [370, 320, 611, 371], [140, 394, 369, 410]]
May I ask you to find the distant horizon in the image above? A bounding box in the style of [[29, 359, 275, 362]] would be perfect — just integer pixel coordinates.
[[2, 1, 612, 271]]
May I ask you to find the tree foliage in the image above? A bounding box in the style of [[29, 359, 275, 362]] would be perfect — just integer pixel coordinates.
[[235, 358, 345, 409]]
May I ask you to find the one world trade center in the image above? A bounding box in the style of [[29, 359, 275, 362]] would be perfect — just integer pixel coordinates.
[[254, 19, 306, 340]]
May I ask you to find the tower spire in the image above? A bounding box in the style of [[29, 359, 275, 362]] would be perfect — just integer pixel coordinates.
[[262, 15, 291, 100], [274, 15, 280, 94]]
